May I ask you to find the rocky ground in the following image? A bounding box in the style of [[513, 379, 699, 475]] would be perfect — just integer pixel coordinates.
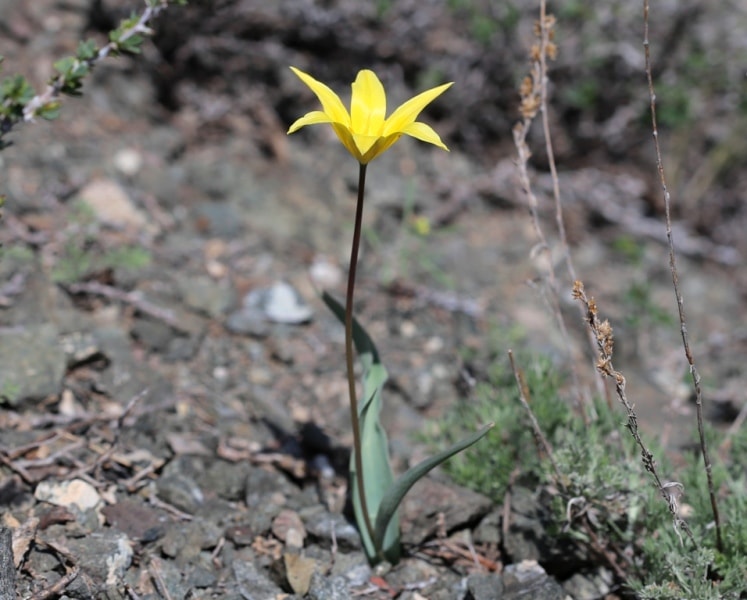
[[0, 1, 745, 599]]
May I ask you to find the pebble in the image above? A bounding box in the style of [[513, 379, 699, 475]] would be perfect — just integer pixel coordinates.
[[112, 147, 144, 177], [34, 479, 102, 515], [232, 560, 284, 598], [301, 506, 362, 551], [307, 571, 351, 600], [261, 281, 314, 324], [0, 324, 66, 406], [502, 560, 567, 600], [78, 178, 151, 232], [176, 273, 235, 318]]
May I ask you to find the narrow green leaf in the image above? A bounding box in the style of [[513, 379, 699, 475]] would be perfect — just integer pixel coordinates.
[[351, 359, 400, 562], [373, 422, 494, 551], [321, 291, 379, 361], [322, 291, 397, 561]]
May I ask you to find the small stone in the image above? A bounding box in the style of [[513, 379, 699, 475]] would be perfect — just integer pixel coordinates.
[[78, 178, 151, 232], [194, 202, 244, 238], [306, 571, 350, 600], [562, 568, 613, 600], [329, 551, 371, 587], [400, 477, 492, 546], [473, 509, 502, 546], [101, 499, 165, 543], [502, 560, 566, 600], [112, 148, 144, 177], [246, 281, 313, 324], [272, 509, 306, 549], [34, 479, 102, 515], [466, 572, 504, 600], [156, 472, 204, 514], [309, 255, 342, 288], [284, 553, 318, 595], [0, 324, 66, 406], [232, 560, 283, 598], [301, 506, 361, 551], [176, 273, 235, 318], [47, 531, 132, 595], [225, 309, 271, 337]]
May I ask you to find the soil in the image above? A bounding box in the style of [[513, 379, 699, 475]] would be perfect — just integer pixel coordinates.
[[0, 1, 745, 599]]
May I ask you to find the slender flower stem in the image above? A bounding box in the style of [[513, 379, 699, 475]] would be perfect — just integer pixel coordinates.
[[345, 163, 377, 552]]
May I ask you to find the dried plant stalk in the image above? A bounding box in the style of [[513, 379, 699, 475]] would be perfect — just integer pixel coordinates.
[[642, 0, 722, 552], [513, 1, 608, 415], [572, 281, 695, 546]]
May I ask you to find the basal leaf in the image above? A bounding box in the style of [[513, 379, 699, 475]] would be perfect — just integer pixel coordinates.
[[373, 422, 494, 551]]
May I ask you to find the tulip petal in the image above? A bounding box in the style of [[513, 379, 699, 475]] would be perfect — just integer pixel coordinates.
[[350, 70, 386, 136], [290, 67, 350, 127], [287, 110, 334, 134], [352, 132, 381, 157], [383, 82, 452, 136], [401, 121, 449, 151]]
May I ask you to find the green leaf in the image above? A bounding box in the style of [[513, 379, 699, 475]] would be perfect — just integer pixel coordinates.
[[352, 358, 400, 562], [321, 291, 492, 564], [322, 292, 396, 561], [77, 39, 98, 61], [373, 422, 494, 552], [321, 291, 379, 362]]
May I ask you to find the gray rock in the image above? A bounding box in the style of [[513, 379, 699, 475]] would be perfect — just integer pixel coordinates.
[[232, 560, 283, 598], [473, 509, 502, 546], [329, 550, 371, 587], [156, 472, 204, 515], [53, 531, 133, 599], [502, 560, 567, 600], [201, 460, 251, 501], [503, 487, 587, 574], [562, 568, 613, 600], [307, 571, 351, 600], [225, 308, 272, 337], [245, 281, 313, 325], [59, 331, 101, 368], [176, 273, 235, 318], [130, 316, 174, 353], [92, 326, 162, 401], [0, 324, 65, 406], [466, 572, 504, 600], [301, 506, 362, 551], [160, 519, 222, 563], [400, 476, 493, 546], [194, 202, 244, 238]]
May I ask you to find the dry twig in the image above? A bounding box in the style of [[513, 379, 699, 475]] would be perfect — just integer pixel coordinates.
[[642, 0, 722, 553], [512, 2, 605, 416], [572, 280, 695, 546]]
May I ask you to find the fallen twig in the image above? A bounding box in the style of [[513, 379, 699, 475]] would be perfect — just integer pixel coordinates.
[[64, 281, 191, 333]]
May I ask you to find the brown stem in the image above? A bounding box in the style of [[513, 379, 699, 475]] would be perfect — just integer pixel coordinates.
[[345, 162, 377, 553], [643, 0, 722, 553]]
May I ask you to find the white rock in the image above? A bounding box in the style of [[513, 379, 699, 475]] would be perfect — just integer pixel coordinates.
[[78, 178, 151, 232], [112, 148, 144, 177], [34, 479, 102, 513]]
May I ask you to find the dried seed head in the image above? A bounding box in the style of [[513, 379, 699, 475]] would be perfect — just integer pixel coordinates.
[[519, 76, 534, 99], [530, 43, 542, 62], [520, 96, 541, 119], [546, 42, 558, 60]]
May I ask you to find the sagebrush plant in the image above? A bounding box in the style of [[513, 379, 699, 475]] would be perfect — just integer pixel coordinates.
[[0, 0, 187, 153], [287, 67, 492, 564], [435, 0, 744, 597]]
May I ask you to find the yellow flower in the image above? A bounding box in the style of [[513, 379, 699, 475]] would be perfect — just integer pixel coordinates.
[[288, 67, 452, 164]]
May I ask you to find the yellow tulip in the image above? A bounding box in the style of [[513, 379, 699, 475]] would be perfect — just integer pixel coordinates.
[[288, 67, 452, 164]]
